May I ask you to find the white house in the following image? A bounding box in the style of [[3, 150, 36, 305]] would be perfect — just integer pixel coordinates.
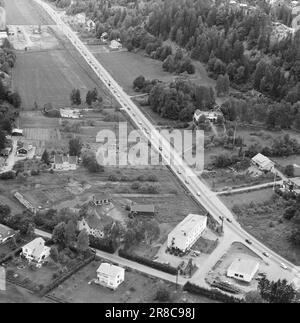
[[75, 13, 86, 25], [167, 213, 207, 252], [12, 128, 23, 136], [109, 39, 122, 50], [251, 153, 275, 172], [21, 238, 50, 266], [53, 155, 78, 171], [86, 19, 96, 32], [96, 263, 125, 290], [60, 108, 82, 119], [0, 224, 15, 244], [227, 258, 259, 283]]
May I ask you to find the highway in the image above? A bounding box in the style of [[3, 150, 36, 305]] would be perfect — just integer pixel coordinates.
[[33, 0, 300, 284]]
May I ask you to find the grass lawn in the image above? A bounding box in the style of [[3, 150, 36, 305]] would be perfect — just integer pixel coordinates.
[[49, 259, 216, 303], [12, 27, 110, 110], [221, 190, 300, 265], [5, 0, 55, 26], [95, 50, 175, 95], [0, 284, 47, 303]]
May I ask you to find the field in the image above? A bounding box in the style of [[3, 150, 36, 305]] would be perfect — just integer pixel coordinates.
[[95, 51, 175, 95], [221, 190, 300, 265], [49, 259, 215, 303], [12, 26, 111, 110], [4, 0, 55, 26], [0, 284, 47, 303]]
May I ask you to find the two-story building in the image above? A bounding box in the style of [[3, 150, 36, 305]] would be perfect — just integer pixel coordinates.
[[96, 263, 125, 290], [21, 238, 50, 266]]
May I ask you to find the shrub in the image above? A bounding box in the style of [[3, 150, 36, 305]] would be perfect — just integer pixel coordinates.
[[108, 174, 118, 182], [118, 249, 177, 275], [131, 182, 140, 190]]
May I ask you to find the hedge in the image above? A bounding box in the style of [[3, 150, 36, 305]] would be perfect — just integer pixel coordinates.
[[118, 249, 177, 275], [183, 282, 244, 303], [38, 254, 95, 297], [89, 236, 116, 254]]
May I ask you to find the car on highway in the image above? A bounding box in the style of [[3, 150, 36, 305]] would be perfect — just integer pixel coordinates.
[[196, 192, 201, 196], [262, 252, 269, 257], [226, 218, 232, 223], [185, 180, 190, 185], [245, 239, 252, 245], [280, 263, 288, 270], [177, 170, 182, 174]]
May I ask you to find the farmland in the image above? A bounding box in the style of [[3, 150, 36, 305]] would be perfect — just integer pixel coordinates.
[[4, 0, 54, 26], [11, 26, 111, 110]]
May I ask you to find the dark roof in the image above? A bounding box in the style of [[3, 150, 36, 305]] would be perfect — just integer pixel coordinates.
[[0, 224, 15, 241], [131, 204, 155, 213]]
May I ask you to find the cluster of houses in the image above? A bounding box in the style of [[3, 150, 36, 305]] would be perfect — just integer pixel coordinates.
[[65, 12, 96, 32]]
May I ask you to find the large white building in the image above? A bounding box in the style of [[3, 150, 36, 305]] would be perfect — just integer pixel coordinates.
[[167, 213, 207, 252], [96, 263, 125, 290], [227, 258, 259, 283], [21, 238, 50, 266]]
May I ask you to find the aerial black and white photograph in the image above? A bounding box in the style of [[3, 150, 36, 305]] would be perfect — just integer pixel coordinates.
[[0, 0, 299, 307]]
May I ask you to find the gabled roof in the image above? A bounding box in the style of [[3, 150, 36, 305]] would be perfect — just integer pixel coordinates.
[[131, 204, 155, 213], [23, 237, 49, 259], [0, 224, 15, 241], [97, 263, 124, 278], [252, 153, 274, 168]]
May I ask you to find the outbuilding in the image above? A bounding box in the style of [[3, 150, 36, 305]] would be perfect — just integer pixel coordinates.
[[251, 153, 275, 172], [227, 258, 259, 283]]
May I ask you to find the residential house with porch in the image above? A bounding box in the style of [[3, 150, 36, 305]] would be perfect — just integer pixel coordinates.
[[21, 238, 50, 267], [96, 263, 125, 290]]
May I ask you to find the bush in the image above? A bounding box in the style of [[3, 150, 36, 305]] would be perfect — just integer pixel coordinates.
[[89, 235, 116, 254], [118, 249, 177, 275], [131, 182, 140, 190], [0, 171, 16, 180], [183, 282, 244, 303], [108, 174, 118, 182]]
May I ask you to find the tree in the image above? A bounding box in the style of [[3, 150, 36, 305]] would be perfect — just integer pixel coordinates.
[[77, 229, 90, 252], [133, 75, 146, 90], [215, 74, 224, 96], [245, 291, 265, 303], [284, 165, 294, 177], [70, 88, 81, 105], [69, 138, 82, 157], [0, 204, 11, 223], [64, 220, 77, 246], [52, 222, 66, 246], [86, 90, 93, 106], [0, 130, 6, 150], [50, 246, 59, 262], [258, 277, 296, 303], [82, 151, 104, 173], [41, 150, 50, 165]]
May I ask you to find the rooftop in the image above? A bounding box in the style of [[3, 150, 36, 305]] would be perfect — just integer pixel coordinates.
[[171, 213, 207, 237], [228, 258, 259, 275], [252, 153, 274, 167], [0, 224, 15, 242], [131, 204, 155, 213], [97, 263, 124, 277], [23, 237, 49, 259]]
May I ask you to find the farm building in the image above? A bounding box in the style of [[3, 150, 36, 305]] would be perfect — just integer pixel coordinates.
[[251, 153, 275, 172], [167, 213, 207, 253], [21, 238, 50, 266], [14, 192, 37, 214], [0, 224, 15, 245], [12, 128, 23, 136], [96, 263, 125, 290], [109, 40, 122, 50], [92, 193, 111, 206], [129, 204, 156, 217], [60, 108, 82, 119], [281, 178, 300, 195], [53, 155, 78, 171], [227, 258, 259, 283]]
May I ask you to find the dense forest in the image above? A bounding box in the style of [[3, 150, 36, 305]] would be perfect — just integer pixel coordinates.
[[55, 0, 300, 127]]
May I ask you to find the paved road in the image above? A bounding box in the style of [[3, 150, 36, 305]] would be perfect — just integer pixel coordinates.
[[33, 0, 300, 285]]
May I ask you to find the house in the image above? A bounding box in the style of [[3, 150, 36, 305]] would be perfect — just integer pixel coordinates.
[[75, 13, 86, 25], [109, 39, 122, 50], [53, 155, 78, 171], [281, 178, 300, 195], [93, 193, 111, 206], [193, 109, 223, 124], [60, 108, 82, 119], [21, 238, 50, 266], [271, 22, 294, 42], [0, 224, 15, 244], [17, 143, 33, 156], [227, 258, 259, 283], [78, 216, 105, 239], [251, 153, 275, 172], [96, 263, 125, 290], [167, 213, 207, 253], [86, 19, 96, 32], [100, 32, 109, 43], [129, 204, 156, 217], [12, 128, 23, 136]]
